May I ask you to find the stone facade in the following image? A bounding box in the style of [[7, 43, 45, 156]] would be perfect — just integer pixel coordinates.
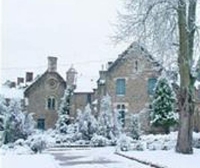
[[24, 57, 67, 129], [97, 42, 162, 133]]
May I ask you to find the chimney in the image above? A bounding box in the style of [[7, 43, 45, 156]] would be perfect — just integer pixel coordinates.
[[99, 70, 106, 80], [107, 61, 113, 69], [10, 81, 16, 88], [66, 66, 77, 89], [48, 56, 57, 72], [17, 77, 24, 85], [26, 72, 33, 82]]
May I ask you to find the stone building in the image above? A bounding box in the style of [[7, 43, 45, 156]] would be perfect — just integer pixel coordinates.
[[96, 42, 162, 132], [24, 57, 78, 129]]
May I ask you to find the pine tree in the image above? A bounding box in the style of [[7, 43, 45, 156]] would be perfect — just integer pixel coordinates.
[[77, 104, 98, 140], [150, 78, 178, 134], [4, 99, 25, 143], [56, 87, 73, 134], [98, 94, 113, 139]]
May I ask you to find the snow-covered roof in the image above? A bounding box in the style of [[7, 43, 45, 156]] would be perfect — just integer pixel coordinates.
[[0, 86, 24, 99], [74, 76, 97, 93]]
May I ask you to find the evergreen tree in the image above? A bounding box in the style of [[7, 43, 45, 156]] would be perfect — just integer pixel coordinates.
[[0, 96, 7, 131], [112, 109, 122, 138], [98, 94, 113, 139], [150, 78, 178, 134], [77, 104, 98, 140], [23, 112, 35, 138], [4, 99, 25, 143], [130, 114, 141, 140], [56, 87, 73, 134]]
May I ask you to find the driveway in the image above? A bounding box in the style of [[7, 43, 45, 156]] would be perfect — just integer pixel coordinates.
[[48, 147, 151, 168]]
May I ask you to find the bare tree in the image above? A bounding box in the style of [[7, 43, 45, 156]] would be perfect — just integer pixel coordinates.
[[115, 0, 199, 154]]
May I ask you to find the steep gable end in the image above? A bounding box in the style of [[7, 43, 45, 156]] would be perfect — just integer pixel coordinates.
[[24, 71, 66, 96], [108, 42, 162, 72]]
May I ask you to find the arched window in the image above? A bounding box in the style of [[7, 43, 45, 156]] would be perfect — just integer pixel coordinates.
[[47, 96, 56, 110]]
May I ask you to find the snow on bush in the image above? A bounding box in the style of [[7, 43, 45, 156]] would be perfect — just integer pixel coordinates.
[[76, 105, 98, 140], [91, 134, 109, 147], [4, 99, 26, 144], [130, 114, 141, 140], [26, 134, 47, 153], [116, 134, 132, 151], [98, 94, 114, 139]]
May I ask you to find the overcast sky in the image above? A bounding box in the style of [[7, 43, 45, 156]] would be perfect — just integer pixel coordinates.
[[1, 0, 127, 86]]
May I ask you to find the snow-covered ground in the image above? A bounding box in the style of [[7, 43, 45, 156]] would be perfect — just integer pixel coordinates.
[[118, 148, 200, 168], [1, 131, 200, 168], [0, 154, 57, 168], [1, 146, 200, 168]]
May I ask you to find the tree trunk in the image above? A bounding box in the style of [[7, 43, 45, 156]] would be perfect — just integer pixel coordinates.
[[176, 88, 194, 153], [176, 0, 197, 154]]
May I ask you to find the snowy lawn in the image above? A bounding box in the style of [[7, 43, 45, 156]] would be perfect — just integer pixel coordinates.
[[118, 148, 200, 168], [0, 153, 58, 168]]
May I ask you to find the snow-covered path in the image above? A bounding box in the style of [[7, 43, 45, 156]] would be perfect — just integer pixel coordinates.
[[48, 147, 151, 168]]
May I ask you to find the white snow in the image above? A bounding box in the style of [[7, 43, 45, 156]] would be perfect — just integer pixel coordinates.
[[1, 131, 200, 168], [74, 75, 97, 93], [0, 86, 24, 99], [0, 153, 57, 168], [119, 149, 200, 168]]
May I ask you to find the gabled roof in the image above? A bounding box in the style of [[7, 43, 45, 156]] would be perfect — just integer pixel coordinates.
[[24, 70, 66, 96], [108, 42, 162, 72]]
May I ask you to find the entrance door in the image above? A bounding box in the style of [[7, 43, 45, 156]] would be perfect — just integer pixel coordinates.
[[37, 118, 45, 130]]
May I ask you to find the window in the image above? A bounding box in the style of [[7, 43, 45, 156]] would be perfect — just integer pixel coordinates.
[[117, 104, 126, 127], [116, 79, 126, 95], [135, 60, 138, 71], [37, 118, 45, 130], [148, 78, 157, 95], [47, 96, 56, 110], [87, 94, 92, 104]]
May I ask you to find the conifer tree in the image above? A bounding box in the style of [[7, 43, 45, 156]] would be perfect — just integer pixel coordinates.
[[56, 87, 73, 134], [150, 78, 178, 134], [77, 104, 98, 140], [130, 114, 141, 140], [4, 99, 25, 143], [98, 94, 113, 139]]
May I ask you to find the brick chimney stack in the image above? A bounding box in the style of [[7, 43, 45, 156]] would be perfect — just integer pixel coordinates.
[[48, 56, 57, 72], [26, 72, 33, 82]]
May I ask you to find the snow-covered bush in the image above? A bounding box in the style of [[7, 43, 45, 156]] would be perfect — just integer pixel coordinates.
[[131, 141, 146, 151], [116, 134, 132, 151], [27, 134, 47, 153], [150, 78, 178, 134], [4, 99, 26, 144], [23, 112, 35, 138], [130, 114, 141, 140], [112, 109, 122, 138], [91, 134, 109, 147], [76, 105, 98, 140]]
